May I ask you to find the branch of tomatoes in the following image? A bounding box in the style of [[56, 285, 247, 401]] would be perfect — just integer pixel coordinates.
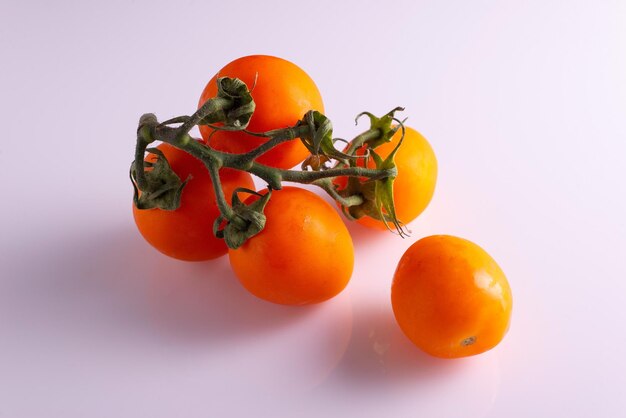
[[130, 76, 408, 249]]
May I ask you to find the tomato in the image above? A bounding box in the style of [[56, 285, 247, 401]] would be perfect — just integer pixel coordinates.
[[228, 187, 354, 305], [133, 142, 254, 261], [391, 235, 512, 358], [335, 126, 437, 229], [198, 55, 324, 169]]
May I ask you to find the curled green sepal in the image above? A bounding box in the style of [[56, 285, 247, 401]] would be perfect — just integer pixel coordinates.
[[368, 144, 408, 237], [355, 106, 405, 149], [130, 148, 189, 211], [198, 77, 256, 130], [339, 128, 409, 237], [213, 188, 272, 249], [299, 110, 354, 170]]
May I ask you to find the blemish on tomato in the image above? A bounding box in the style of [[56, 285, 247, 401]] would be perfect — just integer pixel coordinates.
[[461, 336, 476, 346]]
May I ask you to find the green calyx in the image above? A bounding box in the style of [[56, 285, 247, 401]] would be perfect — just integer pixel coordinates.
[[130, 148, 189, 210], [214, 188, 272, 249], [198, 77, 255, 130], [299, 111, 353, 170], [354, 106, 405, 149], [335, 108, 409, 236], [340, 143, 407, 236]]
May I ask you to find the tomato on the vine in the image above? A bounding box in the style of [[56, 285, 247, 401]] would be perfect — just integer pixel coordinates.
[[228, 187, 354, 305], [198, 55, 324, 169], [391, 235, 512, 358], [133, 142, 254, 261], [335, 126, 437, 229]]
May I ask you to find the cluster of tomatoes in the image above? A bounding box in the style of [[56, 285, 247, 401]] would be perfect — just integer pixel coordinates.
[[132, 55, 512, 359]]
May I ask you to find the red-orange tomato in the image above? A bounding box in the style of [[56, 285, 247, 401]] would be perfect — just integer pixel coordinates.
[[198, 55, 324, 169], [133, 142, 254, 261], [335, 126, 437, 229], [392, 235, 512, 358], [228, 187, 354, 305]]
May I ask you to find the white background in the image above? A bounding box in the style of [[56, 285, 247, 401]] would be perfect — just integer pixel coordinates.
[[1, 1, 625, 417]]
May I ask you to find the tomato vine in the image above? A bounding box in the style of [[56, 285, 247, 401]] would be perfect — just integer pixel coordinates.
[[131, 76, 408, 249]]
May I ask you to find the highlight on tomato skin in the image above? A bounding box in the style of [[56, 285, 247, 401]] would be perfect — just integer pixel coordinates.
[[227, 186, 354, 306], [334, 125, 438, 230], [132, 142, 254, 261], [391, 235, 512, 358], [198, 55, 325, 169]]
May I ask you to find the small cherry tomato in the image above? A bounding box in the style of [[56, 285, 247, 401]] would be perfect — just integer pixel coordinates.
[[228, 187, 354, 305], [133, 142, 254, 261], [391, 235, 512, 358], [198, 55, 324, 169], [335, 126, 437, 229]]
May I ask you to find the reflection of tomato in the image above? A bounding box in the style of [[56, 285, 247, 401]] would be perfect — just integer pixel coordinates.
[[198, 55, 324, 169], [335, 126, 437, 229], [133, 142, 254, 261], [392, 235, 512, 358], [228, 187, 354, 305]]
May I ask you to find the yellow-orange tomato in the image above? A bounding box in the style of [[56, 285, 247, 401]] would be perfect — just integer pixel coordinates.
[[228, 187, 354, 305], [133, 142, 254, 261], [392, 235, 512, 358], [335, 126, 437, 229], [198, 55, 324, 169]]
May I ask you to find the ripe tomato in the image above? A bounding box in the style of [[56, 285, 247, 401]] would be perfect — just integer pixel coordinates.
[[198, 55, 324, 169], [228, 187, 354, 305], [133, 142, 254, 261], [335, 126, 437, 229], [391, 235, 512, 358]]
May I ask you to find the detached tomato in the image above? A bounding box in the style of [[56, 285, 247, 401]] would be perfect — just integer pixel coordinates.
[[335, 126, 437, 229], [133, 142, 254, 261], [198, 55, 324, 169], [392, 235, 512, 358], [228, 187, 354, 305]]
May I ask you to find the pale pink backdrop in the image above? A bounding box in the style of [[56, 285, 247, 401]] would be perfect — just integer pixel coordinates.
[[1, 1, 625, 417]]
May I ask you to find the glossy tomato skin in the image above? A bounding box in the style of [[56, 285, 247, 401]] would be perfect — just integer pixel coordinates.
[[198, 55, 324, 169], [391, 235, 512, 358], [335, 126, 437, 229], [228, 187, 354, 305], [133, 142, 254, 261]]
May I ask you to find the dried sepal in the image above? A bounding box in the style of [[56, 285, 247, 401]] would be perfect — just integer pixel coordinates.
[[130, 148, 189, 211], [198, 77, 256, 130], [299, 111, 354, 170], [213, 188, 272, 249]]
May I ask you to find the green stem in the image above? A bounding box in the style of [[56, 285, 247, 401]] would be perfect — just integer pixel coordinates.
[[341, 128, 382, 159], [159, 116, 190, 126], [180, 96, 233, 136], [235, 125, 311, 164], [133, 114, 157, 190], [146, 118, 393, 189], [202, 158, 235, 220], [268, 165, 394, 184], [153, 123, 235, 165], [312, 178, 364, 207]]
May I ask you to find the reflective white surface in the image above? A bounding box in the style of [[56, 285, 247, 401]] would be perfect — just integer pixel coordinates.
[[1, 1, 625, 417]]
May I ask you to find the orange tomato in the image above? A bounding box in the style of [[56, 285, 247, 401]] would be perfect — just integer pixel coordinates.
[[133, 142, 254, 261], [228, 187, 354, 305], [335, 126, 437, 229], [198, 55, 324, 169], [391, 235, 512, 358]]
